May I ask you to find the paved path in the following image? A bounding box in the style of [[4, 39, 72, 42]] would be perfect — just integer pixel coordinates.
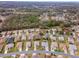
[[0, 50, 79, 58]]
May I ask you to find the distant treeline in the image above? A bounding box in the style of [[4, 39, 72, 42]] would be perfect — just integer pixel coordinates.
[[1, 14, 74, 31]]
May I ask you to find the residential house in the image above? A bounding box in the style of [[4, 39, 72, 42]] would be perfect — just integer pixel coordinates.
[[51, 42, 58, 52], [16, 42, 22, 52], [58, 35, 64, 41], [34, 41, 39, 51], [49, 35, 56, 41], [21, 31, 26, 41], [39, 13, 49, 21], [69, 44, 77, 55], [4, 43, 14, 54], [26, 41, 31, 51], [41, 41, 50, 56], [68, 36, 74, 44]]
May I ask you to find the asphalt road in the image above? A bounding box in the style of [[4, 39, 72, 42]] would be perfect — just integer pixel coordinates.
[[0, 50, 79, 58]]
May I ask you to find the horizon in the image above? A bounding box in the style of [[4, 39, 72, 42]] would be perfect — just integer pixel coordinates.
[[0, 1, 79, 2], [0, 0, 79, 2]]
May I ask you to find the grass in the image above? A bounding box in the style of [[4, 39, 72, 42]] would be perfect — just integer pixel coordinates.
[[22, 40, 26, 50], [64, 36, 70, 54], [3, 56, 14, 58], [74, 37, 79, 56]]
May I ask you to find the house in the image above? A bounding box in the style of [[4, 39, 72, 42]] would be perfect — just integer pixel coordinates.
[[26, 41, 31, 51], [71, 32, 76, 38], [68, 36, 74, 44], [34, 41, 39, 50], [49, 35, 56, 41], [35, 32, 42, 40], [41, 41, 49, 51], [56, 15, 65, 21], [16, 42, 22, 52], [39, 13, 49, 21], [63, 45, 68, 54], [58, 35, 64, 41], [28, 32, 34, 40], [59, 43, 68, 54], [69, 44, 77, 55], [51, 28, 57, 35], [51, 42, 58, 52], [44, 31, 49, 39], [48, 28, 57, 36], [6, 43, 14, 49], [41, 41, 50, 56], [0, 15, 7, 24], [4, 43, 14, 54], [6, 34, 15, 44], [35, 28, 40, 32], [14, 31, 20, 42], [73, 25, 79, 33], [32, 41, 40, 57], [51, 16, 56, 20], [21, 31, 26, 41], [29, 29, 34, 32]]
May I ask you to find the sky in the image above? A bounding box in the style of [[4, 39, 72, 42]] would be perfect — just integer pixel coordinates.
[[0, 0, 79, 2]]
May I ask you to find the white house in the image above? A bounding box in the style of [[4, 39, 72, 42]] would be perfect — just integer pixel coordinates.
[[41, 41, 50, 55], [69, 44, 77, 55], [68, 36, 74, 43], [21, 31, 26, 41], [49, 35, 56, 41], [41, 41, 48, 49], [55, 14, 65, 21], [28, 32, 34, 40], [4, 43, 14, 54], [52, 28, 57, 35], [16, 42, 22, 52], [39, 13, 49, 21], [51, 42, 58, 52], [34, 41, 39, 51], [26, 41, 31, 51], [58, 35, 64, 41]]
